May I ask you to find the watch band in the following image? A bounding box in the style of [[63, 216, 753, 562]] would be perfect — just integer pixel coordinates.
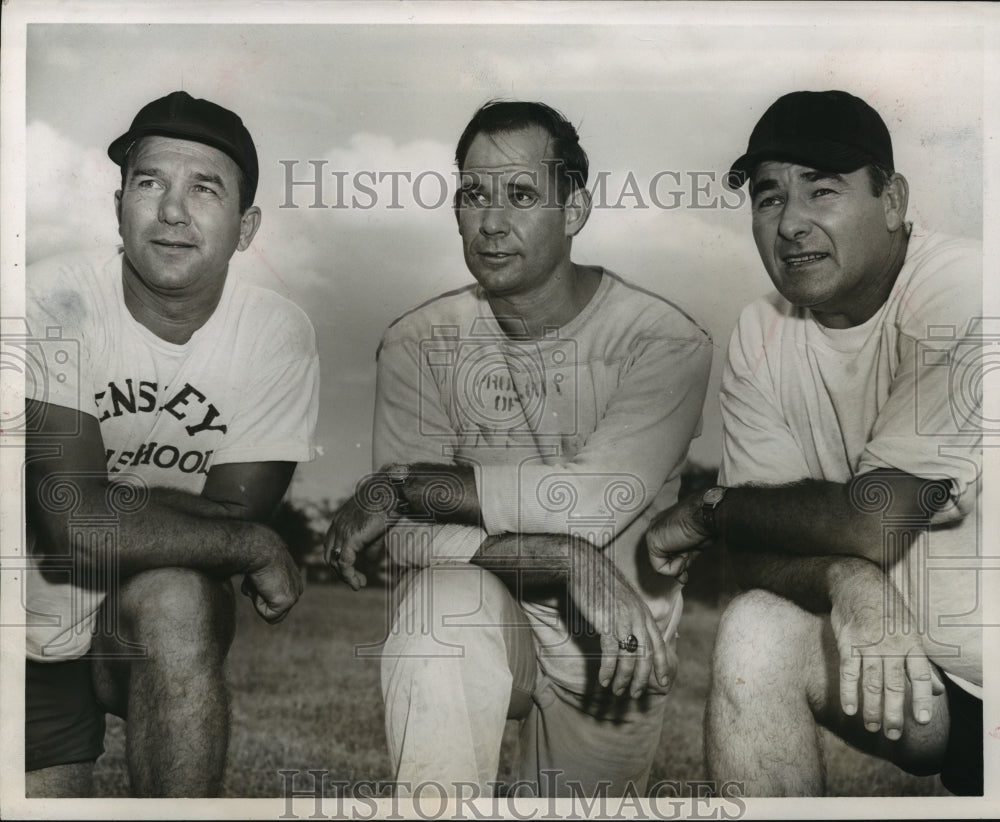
[[700, 486, 728, 537], [386, 464, 411, 514]]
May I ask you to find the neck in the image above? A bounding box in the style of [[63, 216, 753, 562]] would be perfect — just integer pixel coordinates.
[[813, 229, 910, 329], [121, 255, 226, 345], [488, 262, 602, 339]]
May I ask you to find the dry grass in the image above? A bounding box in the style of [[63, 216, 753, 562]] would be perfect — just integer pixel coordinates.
[[93, 583, 949, 798]]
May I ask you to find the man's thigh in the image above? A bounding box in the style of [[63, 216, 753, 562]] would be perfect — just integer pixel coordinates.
[[90, 567, 236, 716]]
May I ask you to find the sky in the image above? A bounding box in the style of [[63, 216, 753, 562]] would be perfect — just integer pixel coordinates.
[[10, 1, 989, 507]]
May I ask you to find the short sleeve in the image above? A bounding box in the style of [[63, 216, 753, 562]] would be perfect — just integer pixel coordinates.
[[23, 256, 97, 417], [212, 311, 320, 465], [858, 238, 983, 520], [719, 308, 812, 487]]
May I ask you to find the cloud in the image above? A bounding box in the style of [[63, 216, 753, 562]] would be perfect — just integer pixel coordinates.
[[25, 121, 121, 263]]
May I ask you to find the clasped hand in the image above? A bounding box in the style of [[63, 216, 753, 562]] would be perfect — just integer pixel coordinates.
[[323, 466, 405, 590], [645, 492, 711, 583]]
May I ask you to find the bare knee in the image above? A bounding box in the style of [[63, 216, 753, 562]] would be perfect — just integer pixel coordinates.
[[712, 590, 818, 697], [117, 568, 235, 665]]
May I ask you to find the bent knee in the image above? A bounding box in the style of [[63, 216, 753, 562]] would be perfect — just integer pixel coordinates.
[[386, 564, 524, 662], [117, 568, 235, 655], [712, 590, 820, 683], [396, 564, 515, 622]]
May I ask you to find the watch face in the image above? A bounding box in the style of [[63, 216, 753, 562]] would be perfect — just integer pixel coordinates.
[[703, 487, 725, 505]]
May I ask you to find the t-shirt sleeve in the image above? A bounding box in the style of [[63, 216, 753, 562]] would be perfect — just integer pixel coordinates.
[[373, 332, 486, 565], [478, 333, 713, 540], [212, 308, 320, 466], [857, 240, 983, 521], [719, 308, 812, 487], [23, 257, 97, 418]]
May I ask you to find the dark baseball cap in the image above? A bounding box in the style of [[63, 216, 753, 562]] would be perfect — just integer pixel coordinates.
[[108, 90, 258, 202], [726, 90, 893, 189]]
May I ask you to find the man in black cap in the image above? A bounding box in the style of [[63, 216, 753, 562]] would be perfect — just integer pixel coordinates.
[[24, 91, 319, 796], [644, 90, 983, 795]]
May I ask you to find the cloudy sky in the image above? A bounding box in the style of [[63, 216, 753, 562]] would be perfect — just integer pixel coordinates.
[[11, 2, 989, 506]]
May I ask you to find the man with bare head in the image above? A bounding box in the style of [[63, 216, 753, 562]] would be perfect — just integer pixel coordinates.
[[325, 100, 713, 796]]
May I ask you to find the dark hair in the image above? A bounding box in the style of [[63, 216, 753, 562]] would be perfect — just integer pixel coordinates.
[[865, 162, 894, 197], [120, 136, 254, 213], [454, 100, 589, 202]]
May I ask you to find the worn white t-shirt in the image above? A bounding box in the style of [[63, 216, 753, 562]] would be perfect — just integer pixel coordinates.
[[23, 248, 320, 660], [374, 270, 713, 692], [720, 231, 983, 689]]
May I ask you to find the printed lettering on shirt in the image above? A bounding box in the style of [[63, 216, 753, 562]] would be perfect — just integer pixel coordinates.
[[94, 380, 228, 435]]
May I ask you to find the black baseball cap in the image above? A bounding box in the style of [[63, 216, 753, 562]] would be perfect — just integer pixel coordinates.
[[108, 91, 258, 202], [726, 90, 893, 189]]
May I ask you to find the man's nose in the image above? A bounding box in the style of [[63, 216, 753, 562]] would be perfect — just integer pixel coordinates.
[[479, 201, 510, 235], [777, 197, 810, 241], [158, 186, 191, 225]]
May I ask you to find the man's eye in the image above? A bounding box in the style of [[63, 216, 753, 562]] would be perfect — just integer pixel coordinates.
[[811, 187, 836, 198], [461, 189, 489, 207], [512, 190, 538, 207], [193, 185, 218, 196], [755, 195, 782, 209], [135, 178, 161, 189]]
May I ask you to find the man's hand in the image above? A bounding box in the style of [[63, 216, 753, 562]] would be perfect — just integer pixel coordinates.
[[645, 491, 711, 581], [829, 562, 945, 739], [323, 468, 402, 590], [569, 547, 671, 698], [241, 526, 304, 624]]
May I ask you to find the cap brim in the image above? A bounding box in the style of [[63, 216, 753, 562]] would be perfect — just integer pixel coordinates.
[[107, 124, 250, 176], [725, 140, 878, 190]]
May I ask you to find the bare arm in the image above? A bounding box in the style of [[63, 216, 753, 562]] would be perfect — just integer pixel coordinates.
[[27, 401, 302, 622], [472, 532, 670, 698], [715, 472, 949, 565], [645, 469, 949, 578]]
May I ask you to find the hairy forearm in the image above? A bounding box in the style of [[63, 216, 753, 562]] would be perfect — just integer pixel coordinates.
[[716, 473, 946, 564], [472, 532, 603, 595], [31, 480, 276, 580], [731, 550, 883, 613]]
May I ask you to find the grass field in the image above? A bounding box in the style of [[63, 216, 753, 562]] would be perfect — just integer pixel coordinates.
[[93, 581, 949, 798]]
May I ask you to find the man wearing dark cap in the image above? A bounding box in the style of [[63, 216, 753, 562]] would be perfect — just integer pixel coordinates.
[[644, 90, 983, 795], [24, 91, 319, 796]]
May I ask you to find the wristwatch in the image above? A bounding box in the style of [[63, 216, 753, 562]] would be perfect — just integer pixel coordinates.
[[700, 486, 728, 537], [385, 464, 411, 514]]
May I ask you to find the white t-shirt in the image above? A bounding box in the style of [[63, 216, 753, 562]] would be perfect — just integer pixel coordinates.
[[720, 230, 983, 688], [375, 269, 713, 692], [24, 248, 320, 660]]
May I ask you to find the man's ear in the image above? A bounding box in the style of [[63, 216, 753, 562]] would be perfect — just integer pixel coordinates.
[[883, 173, 909, 232], [564, 185, 592, 238], [114, 190, 123, 233], [237, 206, 262, 251]]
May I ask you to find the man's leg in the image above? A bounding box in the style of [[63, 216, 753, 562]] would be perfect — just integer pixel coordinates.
[[90, 567, 236, 797], [381, 564, 536, 796], [24, 655, 106, 798], [516, 675, 670, 797], [705, 589, 949, 796]]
